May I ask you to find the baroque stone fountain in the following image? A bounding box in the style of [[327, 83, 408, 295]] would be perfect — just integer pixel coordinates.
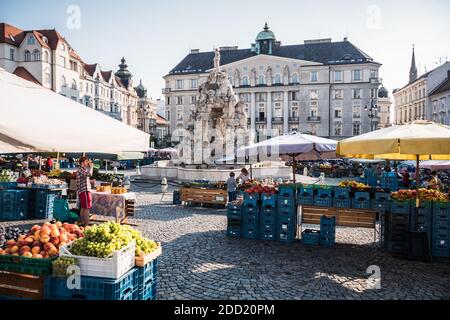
[[179, 48, 249, 165]]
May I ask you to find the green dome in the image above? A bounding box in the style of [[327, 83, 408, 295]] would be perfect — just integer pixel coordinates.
[[256, 23, 275, 41]]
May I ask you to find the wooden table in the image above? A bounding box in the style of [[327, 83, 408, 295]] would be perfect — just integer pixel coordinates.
[[180, 187, 227, 206], [299, 205, 379, 242]]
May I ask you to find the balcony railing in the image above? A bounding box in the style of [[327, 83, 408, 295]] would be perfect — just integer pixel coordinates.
[[162, 88, 171, 94], [255, 117, 266, 123], [307, 116, 321, 122], [352, 114, 361, 119], [289, 117, 299, 122], [272, 117, 283, 123]]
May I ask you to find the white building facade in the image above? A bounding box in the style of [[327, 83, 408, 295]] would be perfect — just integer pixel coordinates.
[[164, 24, 383, 142], [0, 22, 140, 128]]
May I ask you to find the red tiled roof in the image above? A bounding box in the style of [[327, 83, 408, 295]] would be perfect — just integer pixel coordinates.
[[0, 23, 24, 46], [101, 71, 112, 82], [32, 31, 50, 49], [83, 63, 97, 76], [13, 66, 41, 85], [156, 114, 168, 125]]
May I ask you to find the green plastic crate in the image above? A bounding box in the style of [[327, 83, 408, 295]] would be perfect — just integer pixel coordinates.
[[0, 254, 55, 276]]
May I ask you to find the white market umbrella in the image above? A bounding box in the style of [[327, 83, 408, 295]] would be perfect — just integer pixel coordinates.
[[237, 132, 337, 183], [158, 147, 177, 155], [0, 68, 149, 154], [420, 160, 450, 170]]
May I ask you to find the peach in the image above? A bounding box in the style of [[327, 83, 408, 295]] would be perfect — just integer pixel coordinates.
[[58, 227, 67, 235], [6, 239, 16, 247], [59, 233, 68, 243], [25, 237, 34, 245], [34, 230, 41, 241], [12, 253, 19, 256], [32, 254, 43, 259], [55, 221, 62, 227], [0, 249, 5, 255], [50, 237, 60, 246], [19, 246, 31, 254], [31, 225, 41, 232], [43, 222, 52, 227], [22, 252, 32, 258], [40, 226, 51, 236], [10, 245, 19, 254], [50, 229, 60, 238], [31, 246, 41, 255], [40, 235, 50, 244], [67, 234, 75, 241]]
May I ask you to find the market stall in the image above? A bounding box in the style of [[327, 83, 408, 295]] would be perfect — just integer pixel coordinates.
[[90, 189, 137, 224], [179, 181, 227, 206]]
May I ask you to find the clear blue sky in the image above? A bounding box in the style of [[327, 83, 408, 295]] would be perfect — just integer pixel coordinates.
[[1, 0, 449, 100]]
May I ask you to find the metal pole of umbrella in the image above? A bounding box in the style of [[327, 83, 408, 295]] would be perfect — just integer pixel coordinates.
[[249, 163, 253, 180]]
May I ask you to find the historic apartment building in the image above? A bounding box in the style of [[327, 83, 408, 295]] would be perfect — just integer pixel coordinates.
[[393, 47, 450, 125], [164, 24, 385, 142], [0, 22, 155, 130]]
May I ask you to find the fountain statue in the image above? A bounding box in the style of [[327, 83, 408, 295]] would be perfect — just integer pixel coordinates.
[[182, 48, 249, 165]]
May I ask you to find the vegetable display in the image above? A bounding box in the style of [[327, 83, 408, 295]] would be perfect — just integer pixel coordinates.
[[391, 188, 449, 202], [338, 180, 370, 189]]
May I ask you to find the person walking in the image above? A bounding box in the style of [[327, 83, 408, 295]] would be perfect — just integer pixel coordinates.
[[77, 157, 94, 225], [227, 172, 237, 202]]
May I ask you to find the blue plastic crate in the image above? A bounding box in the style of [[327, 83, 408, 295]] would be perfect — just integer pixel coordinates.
[[320, 236, 336, 247], [354, 191, 370, 201], [227, 218, 241, 226], [390, 200, 411, 214], [1, 189, 29, 202], [45, 267, 138, 300], [261, 193, 277, 208], [433, 202, 450, 216], [278, 232, 296, 243], [260, 215, 276, 226], [301, 229, 320, 245], [243, 193, 260, 206], [372, 192, 391, 211], [242, 207, 259, 225], [352, 199, 371, 209], [259, 230, 276, 241], [227, 207, 242, 219], [333, 198, 351, 208], [277, 196, 295, 208], [277, 205, 297, 218], [0, 205, 28, 221], [259, 221, 276, 232], [297, 194, 314, 205], [133, 280, 157, 300], [226, 202, 241, 211], [227, 226, 241, 238], [0, 182, 17, 189], [260, 206, 276, 217], [135, 260, 157, 285], [320, 215, 336, 226], [333, 187, 351, 199], [277, 216, 297, 242], [316, 187, 332, 199], [242, 225, 259, 239], [278, 187, 295, 197], [314, 197, 332, 207]]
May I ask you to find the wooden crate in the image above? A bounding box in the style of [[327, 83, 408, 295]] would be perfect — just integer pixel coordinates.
[[180, 187, 227, 205], [301, 205, 376, 229], [0, 271, 45, 300]]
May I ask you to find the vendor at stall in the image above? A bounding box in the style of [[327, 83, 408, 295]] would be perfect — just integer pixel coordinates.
[[77, 156, 94, 225], [428, 171, 444, 191], [238, 168, 250, 183]]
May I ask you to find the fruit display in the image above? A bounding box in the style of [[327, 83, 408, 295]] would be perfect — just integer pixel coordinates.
[[31, 169, 47, 177], [52, 257, 78, 276], [319, 164, 332, 169], [391, 188, 449, 202], [48, 169, 62, 177], [29, 176, 65, 185], [0, 227, 29, 247], [338, 180, 370, 189], [69, 222, 159, 258], [245, 182, 278, 194], [16, 176, 28, 184], [111, 187, 127, 194], [0, 222, 84, 258], [96, 185, 112, 193], [0, 169, 16, 182]]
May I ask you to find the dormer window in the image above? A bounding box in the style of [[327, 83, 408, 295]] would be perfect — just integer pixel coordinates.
[[27, 35, 35, 45], [43, 36, 48, 44]]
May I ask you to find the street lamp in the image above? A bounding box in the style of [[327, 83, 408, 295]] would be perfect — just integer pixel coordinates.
[[365, 98, 378, 131]]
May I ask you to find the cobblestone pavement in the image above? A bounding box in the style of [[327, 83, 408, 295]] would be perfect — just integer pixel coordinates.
[[2, 182, 450, 300]]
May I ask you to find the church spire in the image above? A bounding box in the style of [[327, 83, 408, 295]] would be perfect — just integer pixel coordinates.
[[409, 45, 418, 83]]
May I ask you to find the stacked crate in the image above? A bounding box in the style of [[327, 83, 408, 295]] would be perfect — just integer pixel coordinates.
[[297, 185, 314, 205], [314, 187, 332, 207], [0, 189, 29, 221], [30, 189, 61, 220], [410, 201, 433, 245], [380, 172, 399, 191], [242, 193, 260, 240], [432, 202, 450, 257], [301, 229, 320, 245], [276, 187, 296, 243], [352, 191, 371, 209], [226, 202, 242, 238], [384, 210, 409, 255], [364, 169, 378, 187], [259, 193, 278, 241], [332, 187, 351, 208], [319, 216, 336, 246], [172, 190, 181, 205], [133, 259, 158, 300], [372, 191, 391, 211]]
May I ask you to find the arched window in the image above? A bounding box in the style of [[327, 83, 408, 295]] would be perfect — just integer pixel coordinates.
[[32, 49, 40, 61], [274, 74, 281, 84], [60, 75, 66, 87], [71, 79, 77, 90], [292, 73, 299, 83], [43, 50, 49, 63], [258, 75, 265, 85], [24, 50, 31, 61], [242, 76, 249, 86]]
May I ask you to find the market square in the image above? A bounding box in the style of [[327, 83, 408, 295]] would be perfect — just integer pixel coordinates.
[[0, 0, 450, 305]]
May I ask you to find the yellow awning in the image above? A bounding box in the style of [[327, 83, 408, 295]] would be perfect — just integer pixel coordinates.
[[337, 121, 450, 160]]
